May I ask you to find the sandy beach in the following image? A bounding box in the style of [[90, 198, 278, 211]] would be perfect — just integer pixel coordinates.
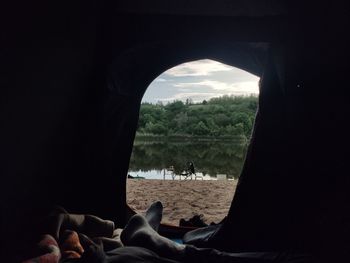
[[127, 179, 237, 225]]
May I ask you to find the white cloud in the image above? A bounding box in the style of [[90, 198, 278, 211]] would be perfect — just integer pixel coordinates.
[[154, 78, 167, 82], [173, 80, 259, 95], [165, 59, 233, 77], [143, 59, 260, 103]]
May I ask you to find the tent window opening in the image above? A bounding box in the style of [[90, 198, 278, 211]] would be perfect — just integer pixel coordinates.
[[127, 59, 259, 227]]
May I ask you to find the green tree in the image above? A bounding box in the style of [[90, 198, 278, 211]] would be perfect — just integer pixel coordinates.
[[145, 122, 167, 135], [174, 112, 189, 131], [193, 121, 210, 136], [137, 95, 258, 138]]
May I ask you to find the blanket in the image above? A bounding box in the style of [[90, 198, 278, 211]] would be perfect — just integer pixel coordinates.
[[22, 208, 122, 263]]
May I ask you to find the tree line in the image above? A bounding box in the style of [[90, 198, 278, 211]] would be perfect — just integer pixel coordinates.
[[137, 95, 258, 139]]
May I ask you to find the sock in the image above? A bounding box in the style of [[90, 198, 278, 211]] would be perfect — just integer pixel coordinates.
[[145, 201, 163, 232]]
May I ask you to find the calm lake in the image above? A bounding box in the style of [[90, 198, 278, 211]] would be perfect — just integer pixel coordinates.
[[128, 139, 249, 180]]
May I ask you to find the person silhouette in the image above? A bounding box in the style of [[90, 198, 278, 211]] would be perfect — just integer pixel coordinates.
[[188, 161, 195, 175]]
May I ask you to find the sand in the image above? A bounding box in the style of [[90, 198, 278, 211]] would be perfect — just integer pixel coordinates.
[[127, 179, 237, 226]]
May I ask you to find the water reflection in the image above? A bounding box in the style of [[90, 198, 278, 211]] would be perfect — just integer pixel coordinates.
[[128, 139, 248, 179]]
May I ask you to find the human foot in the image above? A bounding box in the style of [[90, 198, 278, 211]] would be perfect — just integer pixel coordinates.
[[121, 210, 185, 260], [145, 201, 163, 232]]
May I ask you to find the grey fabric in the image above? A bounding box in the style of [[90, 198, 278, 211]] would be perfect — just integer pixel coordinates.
[[61, 245, 312, 263], [105, 247, 180, 263], [183, 245, 313, 263]]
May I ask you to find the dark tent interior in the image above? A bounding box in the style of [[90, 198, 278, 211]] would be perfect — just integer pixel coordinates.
[[1, 1, 350, 262]]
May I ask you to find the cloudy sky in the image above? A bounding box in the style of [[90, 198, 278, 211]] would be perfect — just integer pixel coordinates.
[[142, 59, 260, 104]]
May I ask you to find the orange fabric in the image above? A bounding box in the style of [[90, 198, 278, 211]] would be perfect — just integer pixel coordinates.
[[59, 230, 84, 259]]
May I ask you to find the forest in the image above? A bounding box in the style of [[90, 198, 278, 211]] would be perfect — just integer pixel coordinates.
[[137, 95, 258, 139]]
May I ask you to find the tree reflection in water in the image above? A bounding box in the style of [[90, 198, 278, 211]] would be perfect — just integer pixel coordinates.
[[129, 139, 248, 179]]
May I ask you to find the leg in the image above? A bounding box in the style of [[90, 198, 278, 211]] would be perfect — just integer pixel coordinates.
[[121, 213, 281, 263], [145, 201, 163, 232], [121, 211, 186, 261], [121, 202, 310, 263]]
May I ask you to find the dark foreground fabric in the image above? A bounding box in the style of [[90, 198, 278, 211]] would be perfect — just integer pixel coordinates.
[[62, 246, 180, 263], [182, 224, 220, 247], [62, 245, 312, 263], [183, 246, 313, 263]]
